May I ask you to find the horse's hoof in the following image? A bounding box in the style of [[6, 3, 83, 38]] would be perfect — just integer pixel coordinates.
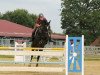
[[36, 64, 38, 67]]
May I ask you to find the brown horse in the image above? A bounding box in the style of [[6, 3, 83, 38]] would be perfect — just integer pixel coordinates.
[[30, 20, 51, 67]]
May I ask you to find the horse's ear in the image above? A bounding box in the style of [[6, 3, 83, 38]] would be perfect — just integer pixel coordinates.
[[48, 20, 51, 25], [49, 20, 51, 23]]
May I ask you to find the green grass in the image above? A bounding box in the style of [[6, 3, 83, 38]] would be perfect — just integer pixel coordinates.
[[85, 55, 100, 61], [0, 55, 14, 58]]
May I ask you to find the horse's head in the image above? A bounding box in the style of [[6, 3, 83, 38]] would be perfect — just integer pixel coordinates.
[[37, 20, 51, 35], [41, 20, 51, 30], [46, 20, 51, 30]]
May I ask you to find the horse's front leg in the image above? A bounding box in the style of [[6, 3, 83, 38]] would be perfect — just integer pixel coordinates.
[[36, 49, 43, 67], [36, 56, 40, 67]]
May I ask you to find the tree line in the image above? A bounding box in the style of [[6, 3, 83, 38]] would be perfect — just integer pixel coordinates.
[[0, 9, 37, 28]]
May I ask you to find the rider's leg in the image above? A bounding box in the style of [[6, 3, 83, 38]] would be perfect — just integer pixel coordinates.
[[31, 28, 37, 41]]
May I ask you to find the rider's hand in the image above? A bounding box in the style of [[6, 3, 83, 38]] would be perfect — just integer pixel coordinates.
[[36, 24, 41, 27]]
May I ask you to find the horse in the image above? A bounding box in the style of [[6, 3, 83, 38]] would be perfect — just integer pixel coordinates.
[[30, 20, 51, 67]]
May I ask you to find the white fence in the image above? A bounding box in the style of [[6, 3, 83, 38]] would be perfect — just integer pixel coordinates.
[[84, 46, 100, 55]]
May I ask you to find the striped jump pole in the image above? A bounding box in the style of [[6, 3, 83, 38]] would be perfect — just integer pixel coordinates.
[[0, 47, 65, 50]]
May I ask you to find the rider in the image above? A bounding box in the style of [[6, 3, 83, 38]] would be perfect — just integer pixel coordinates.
[[31, 13, 48, 41]]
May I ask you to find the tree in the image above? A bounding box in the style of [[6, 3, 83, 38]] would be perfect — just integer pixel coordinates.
[[2, 9, 37, 28], [2, 11, 13, 21], [61, 0, 100, 45], [0, 12, 2, 19]]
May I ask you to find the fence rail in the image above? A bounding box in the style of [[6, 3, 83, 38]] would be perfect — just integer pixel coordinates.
[[84, 46, 100, 55], [0, 46, 100, 55]]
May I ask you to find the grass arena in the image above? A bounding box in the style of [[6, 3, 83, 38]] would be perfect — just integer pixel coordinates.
[[0, 36, 100, 75]]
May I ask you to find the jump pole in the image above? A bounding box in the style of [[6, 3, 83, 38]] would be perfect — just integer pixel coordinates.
[[0, 47, 64, 50]]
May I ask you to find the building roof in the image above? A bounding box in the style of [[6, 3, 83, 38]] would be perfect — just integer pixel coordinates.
[[90, 37, 100, 46], [0, 20, 65, 39], [0, 20, 33, 37], [51, 33, 66, 40]]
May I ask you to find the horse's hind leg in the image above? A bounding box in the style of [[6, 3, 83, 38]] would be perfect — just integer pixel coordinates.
[[28, 55, 33, 67], [30, 55, 33, 62], [36, 56, 40, 67]]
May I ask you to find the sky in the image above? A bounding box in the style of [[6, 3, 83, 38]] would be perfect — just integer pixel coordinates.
[[0, 0, 63, 33]]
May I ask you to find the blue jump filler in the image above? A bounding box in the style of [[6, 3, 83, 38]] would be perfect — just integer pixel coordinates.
[[66, 35, 84, 75]]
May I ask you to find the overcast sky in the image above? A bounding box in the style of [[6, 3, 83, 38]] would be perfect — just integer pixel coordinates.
[[0, 0, 63, 33]]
